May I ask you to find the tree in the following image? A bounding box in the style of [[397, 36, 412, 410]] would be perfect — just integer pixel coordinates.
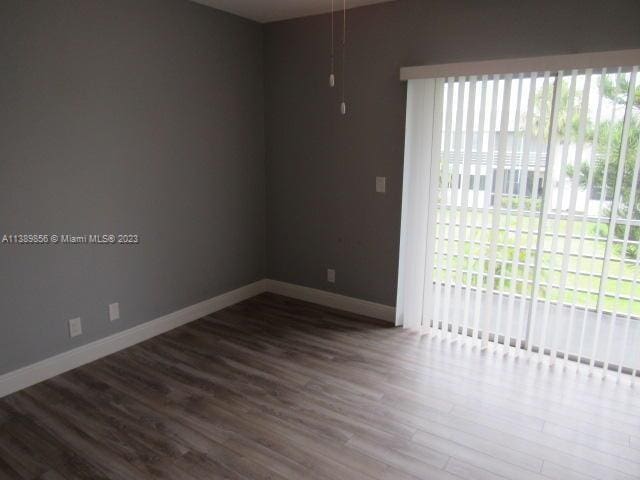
[[567, 73, 640, 259], [532, 77, 592, 142]]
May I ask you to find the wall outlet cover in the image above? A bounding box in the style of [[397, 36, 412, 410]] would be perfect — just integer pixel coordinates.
[[69, 317, 82, 338], [327, 268, 336, 283], [109, 302, 120, 322], [376, 176, 386, 193]]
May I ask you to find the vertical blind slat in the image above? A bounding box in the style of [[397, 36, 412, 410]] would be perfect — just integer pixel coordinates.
[[443, 77, 466, 337], [519, 72, 552, 355], [574, 68, 606, 367], [479, 75, 501, 347], [485, 75, 512, 348], [500, 73, 525, 351], [587, 68, 622, 371], [510, 73, 539, 353], [544, 70, 578, 363], [558, 70, 592, 366], [528, 70, 563, 357], [432, 77, 456, 332], [421, 78, 446, 333], [458, 77, 477, 338], [471, 76, 489, 340]]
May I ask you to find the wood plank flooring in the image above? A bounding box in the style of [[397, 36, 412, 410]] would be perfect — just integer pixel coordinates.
[[1, 293, 639, 480]]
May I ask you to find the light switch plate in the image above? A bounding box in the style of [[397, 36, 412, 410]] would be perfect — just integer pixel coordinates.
[[376, 176, 386, 193], [327, 268, 336, 283], [109, 302, 120, 322], [69, 317, 82, 338]]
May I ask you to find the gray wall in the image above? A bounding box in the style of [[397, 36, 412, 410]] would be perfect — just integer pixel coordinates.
[[264, 0, 640, 306], [0, 0, 265, 374]]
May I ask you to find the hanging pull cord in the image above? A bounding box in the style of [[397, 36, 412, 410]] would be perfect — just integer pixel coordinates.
[[329, 0, 335, 87], [340, 0, 346, 114]]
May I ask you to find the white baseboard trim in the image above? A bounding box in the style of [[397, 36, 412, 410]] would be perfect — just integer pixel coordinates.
[[265, 279, 396, 323], [0, 279, 267, 399], [0, 278, 395, 398]]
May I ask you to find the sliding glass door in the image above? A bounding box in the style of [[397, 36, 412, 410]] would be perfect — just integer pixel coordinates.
[[399, 65, 640, 378]]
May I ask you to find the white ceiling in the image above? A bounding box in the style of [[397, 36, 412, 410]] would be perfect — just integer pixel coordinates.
[[190, 0, 395, 23]]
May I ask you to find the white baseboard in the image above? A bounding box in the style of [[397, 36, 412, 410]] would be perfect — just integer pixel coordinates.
[[0, 279, 267, 398], [265, 279, 395, 323], [0, 278, 395, 398]]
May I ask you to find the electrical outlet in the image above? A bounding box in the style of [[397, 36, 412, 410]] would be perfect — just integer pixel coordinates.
[[327, 268, 336, 283], [109, 302, 120, 322], [68, 317, 82, 338], [376, 176, 386, 193]]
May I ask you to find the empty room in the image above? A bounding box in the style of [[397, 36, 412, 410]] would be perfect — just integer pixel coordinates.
[[2, 0, 640, 479]]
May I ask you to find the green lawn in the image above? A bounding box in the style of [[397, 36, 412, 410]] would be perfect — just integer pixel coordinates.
[[434, 208, 640, 317]]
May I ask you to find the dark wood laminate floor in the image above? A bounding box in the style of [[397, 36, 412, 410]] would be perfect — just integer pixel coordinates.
[[1, 293, 639, 480]]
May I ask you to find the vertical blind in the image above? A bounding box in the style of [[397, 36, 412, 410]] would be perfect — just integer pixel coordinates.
[[397, 63, 640, 379]]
